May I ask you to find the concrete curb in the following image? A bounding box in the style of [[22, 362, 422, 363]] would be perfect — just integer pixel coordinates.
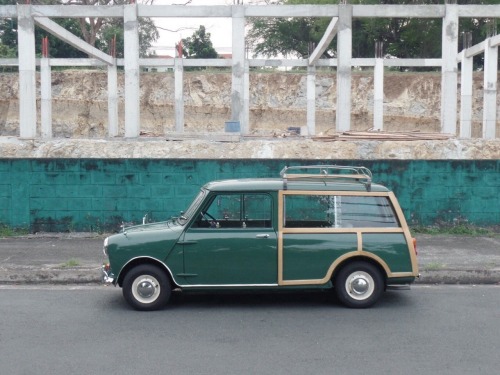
[[0, 266, 102, 285], [417, 269, 500, 285], [1, 267, 499, 286]]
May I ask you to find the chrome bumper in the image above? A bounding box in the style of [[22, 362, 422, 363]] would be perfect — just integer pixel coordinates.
[[101, 264, 115, 285]]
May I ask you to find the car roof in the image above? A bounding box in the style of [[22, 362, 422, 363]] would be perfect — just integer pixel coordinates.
[[203, 178, 390, 193]]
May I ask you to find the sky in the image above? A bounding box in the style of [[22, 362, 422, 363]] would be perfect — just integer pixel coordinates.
[[151, 0, 240, 56]]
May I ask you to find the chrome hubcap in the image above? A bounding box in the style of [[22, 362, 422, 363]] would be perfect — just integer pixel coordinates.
[[132, 275, 160, 304], [346, 271, 375, 301], [137, 280, 155, 299]]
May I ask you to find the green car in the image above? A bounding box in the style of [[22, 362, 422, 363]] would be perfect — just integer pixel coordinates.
[[102, 165, 419, 310]]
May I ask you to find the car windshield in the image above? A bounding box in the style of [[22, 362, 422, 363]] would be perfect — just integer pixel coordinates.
[[177, 189, 206, 225]]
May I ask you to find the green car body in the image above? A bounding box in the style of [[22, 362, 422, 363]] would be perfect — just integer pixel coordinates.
[[102, 166, 419, 310]]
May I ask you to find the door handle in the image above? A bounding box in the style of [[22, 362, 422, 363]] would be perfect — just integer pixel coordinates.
[[255, 234, 270, 239]]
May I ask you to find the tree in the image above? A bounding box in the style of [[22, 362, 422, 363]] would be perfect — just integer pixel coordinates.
[[247, 0, 335, 59], [97, 16, 159, 58], [180, 25, 219, 59], [247, 0, 500, 70], [0, 0, 159, 58]]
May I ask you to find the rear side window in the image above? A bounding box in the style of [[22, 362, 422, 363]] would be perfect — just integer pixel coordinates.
[[284, 194, 399, 228]]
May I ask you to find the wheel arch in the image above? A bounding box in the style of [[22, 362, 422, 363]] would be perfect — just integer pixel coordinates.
[[117, 257, 177, 288], [329, 253, 389, 286]]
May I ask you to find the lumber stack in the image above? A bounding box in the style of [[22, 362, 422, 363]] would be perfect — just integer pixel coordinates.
[[312, 130, 454, 141]]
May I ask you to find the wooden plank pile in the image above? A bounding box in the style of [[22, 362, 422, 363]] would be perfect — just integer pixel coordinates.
[[312, 130, 454, 141]]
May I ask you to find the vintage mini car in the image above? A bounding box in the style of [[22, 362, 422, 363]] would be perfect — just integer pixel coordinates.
[[102, 165, 418, 310]]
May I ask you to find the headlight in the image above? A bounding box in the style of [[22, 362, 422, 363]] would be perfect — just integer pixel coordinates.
[[103, 237, 109, 256]]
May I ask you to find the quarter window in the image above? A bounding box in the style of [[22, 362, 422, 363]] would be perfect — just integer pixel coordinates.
[[284, 194, 399, 228]]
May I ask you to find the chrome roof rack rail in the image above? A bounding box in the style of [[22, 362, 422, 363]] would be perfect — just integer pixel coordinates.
[[280, 165, 372, 191]]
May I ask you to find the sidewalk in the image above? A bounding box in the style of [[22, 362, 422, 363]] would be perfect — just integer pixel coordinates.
[[0, 233, 499, 285]]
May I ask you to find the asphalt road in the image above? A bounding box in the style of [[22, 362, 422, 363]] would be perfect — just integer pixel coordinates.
[[0, 285, 499, 375]]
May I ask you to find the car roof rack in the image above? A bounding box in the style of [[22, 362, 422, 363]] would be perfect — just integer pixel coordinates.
[[280, 165, 372, 191]]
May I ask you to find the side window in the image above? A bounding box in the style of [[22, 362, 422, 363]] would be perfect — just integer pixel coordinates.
[[243, 194, 272, 227], [284, 194, 399, 228], [340, 196, 399, 228], [206, 195, 240, 221], [193, 194, 272, 229]]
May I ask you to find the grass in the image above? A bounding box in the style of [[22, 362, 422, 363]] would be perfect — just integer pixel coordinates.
[[60, 259, 81, 268], [0, 224, 29, 238], [411, 224, 499, 237], [423, 262, 444, 271]]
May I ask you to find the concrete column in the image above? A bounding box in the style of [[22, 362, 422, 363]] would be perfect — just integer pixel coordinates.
[[124, 4, 140, 138], [459, 52, 473, 138], [243, 60, 250, 134], [441, 3, 459, 135], [482, 38, 497, 139], [107, 63, 119, 137], [17, 5, 37, 138], [373, 41, 384, 131], [40, 56, 52, 139], [336, 4, 352, 132], [306, 65, 316, 136], [231, 5, 245, 133], [174, 57, 184, 133]]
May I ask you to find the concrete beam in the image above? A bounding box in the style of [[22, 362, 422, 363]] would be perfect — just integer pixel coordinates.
[[138, 5, 231, 18], [308, 18, 338, 66], [457, 5, 500, 18], [35, 17, 114, 65], [245, 5, 338, 17], [0, 58, 18, 66], [5, 4, 498, 19], [465, 40, 487, 58], [354, 5, 445, 18], [47, 58, 114, 67], [0, 5, 16, 17], [384, 58, 442, 67], [489, 34, 500, 48], [31, 5, 122, 18]]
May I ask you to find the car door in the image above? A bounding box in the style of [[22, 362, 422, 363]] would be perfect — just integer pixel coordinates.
[[181, 193, 277, 286]]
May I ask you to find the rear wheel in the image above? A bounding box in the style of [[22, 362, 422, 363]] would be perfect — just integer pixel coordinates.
[[334, 261, 384, 308], [122, 264, 171, 311]]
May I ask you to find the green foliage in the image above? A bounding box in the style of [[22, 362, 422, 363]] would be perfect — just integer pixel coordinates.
[[97, 17, 159, 58], [247, 0, 500, 71], [180, 25, 219, 59], [0, 224, 29, 238], [0, 0, 158, 59], [411, 225, 499, 237], [60, 259, 81, 268]]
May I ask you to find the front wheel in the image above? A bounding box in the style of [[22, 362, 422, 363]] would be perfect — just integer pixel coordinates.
[[122, 265, 171, 311], [334, 261, 384, 308]]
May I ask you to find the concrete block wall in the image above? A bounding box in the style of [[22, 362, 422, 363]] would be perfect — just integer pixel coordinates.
[[0, 159, 498, 232]]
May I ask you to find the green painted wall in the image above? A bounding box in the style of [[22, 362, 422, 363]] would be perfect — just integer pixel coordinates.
[[0, 159, 498, 232]]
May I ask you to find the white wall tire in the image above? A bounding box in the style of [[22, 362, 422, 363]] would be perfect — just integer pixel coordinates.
[[335, 261, 384, 308], [123, 265, 171, 311]]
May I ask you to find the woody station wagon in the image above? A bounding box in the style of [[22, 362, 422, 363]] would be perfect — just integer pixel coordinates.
[[102, 165, 419, 310]]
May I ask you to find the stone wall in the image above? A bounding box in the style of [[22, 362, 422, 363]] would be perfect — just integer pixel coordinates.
[[1, 70, 499, 138]]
